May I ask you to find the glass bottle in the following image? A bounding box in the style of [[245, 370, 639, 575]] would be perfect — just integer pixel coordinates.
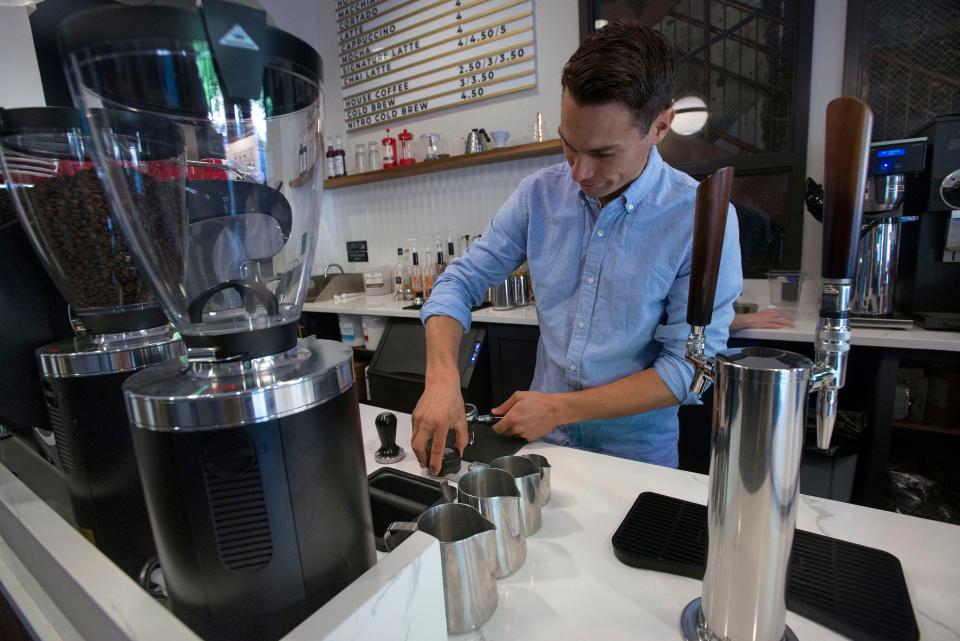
[[410, 248, 422, 298], [333, 134, 347, 176], [434, 233, 445, 276], [446, 229, 457, 264], [324, 136, 335, 179], [422, 247, 435, 298], [393, 247, 409, 298]]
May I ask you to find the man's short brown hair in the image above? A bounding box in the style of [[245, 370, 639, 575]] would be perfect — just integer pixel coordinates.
[[561, 21, 677, 131]]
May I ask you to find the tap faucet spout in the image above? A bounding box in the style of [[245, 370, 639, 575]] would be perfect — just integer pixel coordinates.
[[813, 279, 852, 449], [323, 263, 345, 278]]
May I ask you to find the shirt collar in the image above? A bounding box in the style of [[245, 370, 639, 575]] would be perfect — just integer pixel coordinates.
[[619, 146, 664, 211], [577, 146, 665, 212]]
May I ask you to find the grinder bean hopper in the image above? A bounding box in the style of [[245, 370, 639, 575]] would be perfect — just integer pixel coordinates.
[[61, 4, 375, 640], [681, 97, 872, 641], [0, 106, 185, 580]]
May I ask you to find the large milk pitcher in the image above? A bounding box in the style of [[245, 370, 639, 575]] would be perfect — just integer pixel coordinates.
[[458, 467, 527, 578], [489, 455, 542, 535], [385, 502, 498, 633]]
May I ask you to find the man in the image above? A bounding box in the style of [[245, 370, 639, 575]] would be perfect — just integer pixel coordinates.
[[413, 21, 742, 474]]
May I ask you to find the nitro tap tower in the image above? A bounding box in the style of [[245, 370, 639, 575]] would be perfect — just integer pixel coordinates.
[[681, 96, 872, 641]]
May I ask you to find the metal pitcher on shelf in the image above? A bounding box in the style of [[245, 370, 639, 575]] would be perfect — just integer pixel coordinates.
[[465, 128, 491, 154], [680, 96, 872, 641]]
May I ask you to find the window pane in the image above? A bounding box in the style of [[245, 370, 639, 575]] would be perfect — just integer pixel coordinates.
[[732, 171, 792, 277], [859, 0, 960, 141], [591, 0, 801, 160], [583, 0, 807, 275]]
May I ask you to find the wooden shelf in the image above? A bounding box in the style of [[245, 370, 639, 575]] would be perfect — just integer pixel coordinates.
[[323, 139, 563, 189], [288, 162, 316, 188], [892, 420, 960, 436]]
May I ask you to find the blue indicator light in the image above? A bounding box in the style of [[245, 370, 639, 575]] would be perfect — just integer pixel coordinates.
[[880, 161, 892, 171], [877, 148, 906, 157]]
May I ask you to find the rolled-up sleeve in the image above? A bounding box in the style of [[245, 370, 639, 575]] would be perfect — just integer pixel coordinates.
[[421, 178, 531, 332], [653, 204, 742, 404]]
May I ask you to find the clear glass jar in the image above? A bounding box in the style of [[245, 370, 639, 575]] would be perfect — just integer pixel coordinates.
[[368, 140, 382, 171], [355, 143, 367, 173]]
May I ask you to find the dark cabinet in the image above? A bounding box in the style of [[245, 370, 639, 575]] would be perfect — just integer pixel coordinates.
[[486, 324, 540, 406]]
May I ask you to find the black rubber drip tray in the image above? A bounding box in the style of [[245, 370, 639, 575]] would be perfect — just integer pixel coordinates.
[[612, 492, 919, 641]]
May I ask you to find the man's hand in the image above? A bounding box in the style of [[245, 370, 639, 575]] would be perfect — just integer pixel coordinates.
[[733, 308, 793, 330], [411, 380, 469, 475], [492, 391, 570, 441]]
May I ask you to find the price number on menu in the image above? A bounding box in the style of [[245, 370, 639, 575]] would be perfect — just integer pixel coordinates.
[[458, 47, 526, 74], [460, 87, 486, 100], [460, 70, 495, 87], [458, 25, 507, 47]]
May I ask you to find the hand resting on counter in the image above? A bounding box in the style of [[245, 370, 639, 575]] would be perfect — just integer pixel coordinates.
[[731, 308, 794, 331]]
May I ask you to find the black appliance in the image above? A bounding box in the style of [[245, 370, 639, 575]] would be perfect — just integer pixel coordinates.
[[367, 317, 492, 414], [0, 107, 184, 580], [60, 4, 375, 640], [896, 114, 960, 319], [0, 213, 70, 443]]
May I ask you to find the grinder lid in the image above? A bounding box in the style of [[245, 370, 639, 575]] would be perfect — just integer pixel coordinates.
[[123, 338, 355, 430]]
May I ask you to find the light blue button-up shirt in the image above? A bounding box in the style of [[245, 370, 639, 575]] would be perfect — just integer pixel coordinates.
[[421, 147, 742, 467]]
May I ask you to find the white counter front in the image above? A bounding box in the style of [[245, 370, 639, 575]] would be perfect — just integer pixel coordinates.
[[357, 404, 960, 640], [304, 296, 960, 352]]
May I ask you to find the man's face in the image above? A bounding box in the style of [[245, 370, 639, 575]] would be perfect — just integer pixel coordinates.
[[558, 91, 674, 202]]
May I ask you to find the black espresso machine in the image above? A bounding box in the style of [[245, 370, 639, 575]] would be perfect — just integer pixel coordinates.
[[806, 113, 960, 329], [0, 107, 185, 580], [60, 3, 376, 640], [895, 113, 960, 329]]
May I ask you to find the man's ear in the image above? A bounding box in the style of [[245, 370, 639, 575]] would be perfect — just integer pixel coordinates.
[[649, 108, 675, 144]]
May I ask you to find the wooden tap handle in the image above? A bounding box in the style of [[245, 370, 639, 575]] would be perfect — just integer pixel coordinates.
[[687, 166, 734, 327], [822, 97, 873, 280]]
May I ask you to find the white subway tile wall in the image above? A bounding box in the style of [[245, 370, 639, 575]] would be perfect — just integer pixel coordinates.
[[314, 154, 565, 273]]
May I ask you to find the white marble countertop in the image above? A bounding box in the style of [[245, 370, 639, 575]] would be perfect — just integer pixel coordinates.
[[357, 403, 960, 640], [733, 304, 960, 352], [304, 295, 960, 351], [1, 401, 959, 640], [304, 295, 537, 326]]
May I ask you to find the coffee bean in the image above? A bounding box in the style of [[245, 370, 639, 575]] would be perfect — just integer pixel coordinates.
[[19, 168, 183, 310]]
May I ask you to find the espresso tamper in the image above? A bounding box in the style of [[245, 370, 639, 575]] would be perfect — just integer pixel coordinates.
[[374, 412, 405, 464], [425, 436, 462, 477]]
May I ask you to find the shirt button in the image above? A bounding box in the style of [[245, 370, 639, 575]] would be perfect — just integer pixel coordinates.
[[578, 321, 585, 328], [587, 276, 595, 284], [569, 364, 578, 371], [627, 203, 634, 211], [597, 230, 604, 237]]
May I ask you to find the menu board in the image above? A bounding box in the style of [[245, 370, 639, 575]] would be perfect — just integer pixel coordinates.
[[337, 0, 537, 132]]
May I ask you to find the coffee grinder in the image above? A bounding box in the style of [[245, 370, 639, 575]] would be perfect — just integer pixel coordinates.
[[61, 4, 376, 640], [0, 107, 184, 580]]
